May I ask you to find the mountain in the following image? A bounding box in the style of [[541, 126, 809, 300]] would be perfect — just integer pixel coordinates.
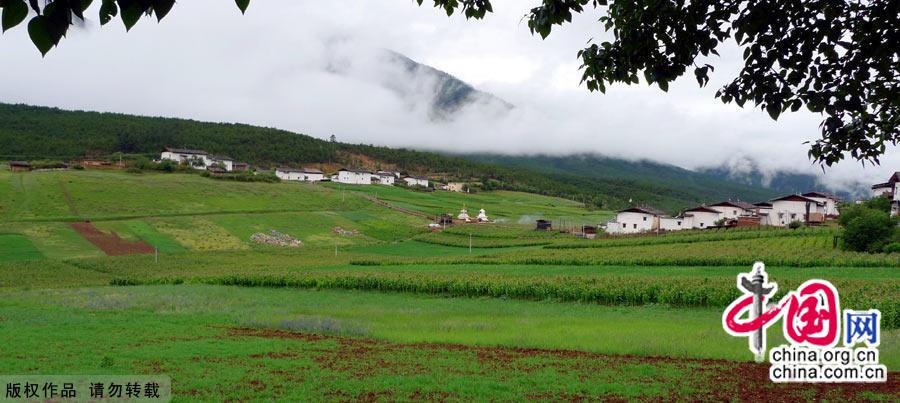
[[697, 158, 871, 200], [461, 153, 779, 208], [324, 48, 513, 120], [0, 102, 780, 212], [381, 50, 514, 119]]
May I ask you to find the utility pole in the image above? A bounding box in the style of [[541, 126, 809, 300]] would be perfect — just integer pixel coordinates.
[[154, 247, 158, 264], [469, 233, 472, 254]]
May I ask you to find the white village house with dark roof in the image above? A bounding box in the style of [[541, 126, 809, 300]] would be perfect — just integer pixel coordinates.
[[335, 169, 373, 185], [403, 176, 429, 187], [754, 202, 773, 225], [801, 192, 842, 217], [275, 167, 324, 182], [871, 171, 900, 216], [871, 172, 899, 198], [769, 194, 826, 226], [160, 147, 234, 171], [604, 207, 667, 234], [373, 172, 396, 185], [682, 206, 723, 229], [708, 201, 757, 220]]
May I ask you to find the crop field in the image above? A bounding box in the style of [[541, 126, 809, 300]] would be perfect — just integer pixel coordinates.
[[0, 169, 896, 400]]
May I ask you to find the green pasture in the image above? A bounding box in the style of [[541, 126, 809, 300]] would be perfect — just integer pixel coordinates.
[[1, 285, 894, 400], [0, 170, 368, 221], [0, 234, 44, 262]]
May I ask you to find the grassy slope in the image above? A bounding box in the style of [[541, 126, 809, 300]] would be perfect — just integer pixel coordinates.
[[0, 102, 780, 211]]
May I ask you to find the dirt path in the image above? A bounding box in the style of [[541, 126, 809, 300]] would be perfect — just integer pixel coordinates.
[[229, 327, 897, 401], [57, 180, 79, 217], [69, 221, 154, 256]]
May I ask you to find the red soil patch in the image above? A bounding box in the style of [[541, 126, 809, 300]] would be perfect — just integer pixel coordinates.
[[69, 221, 155, 256], [229, 328, 898, 402]]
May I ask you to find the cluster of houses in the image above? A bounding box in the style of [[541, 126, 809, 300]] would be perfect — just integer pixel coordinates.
[[274, 167, 433, 187], [159, 148, 452, 188], [159, 147, 248, 173], [604, 192, 842, 235]]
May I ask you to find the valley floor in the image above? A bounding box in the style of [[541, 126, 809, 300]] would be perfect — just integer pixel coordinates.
[[0, 170, 897, 401]]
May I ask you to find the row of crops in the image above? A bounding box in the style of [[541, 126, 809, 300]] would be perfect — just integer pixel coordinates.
[[547, 227, 839, 249], [106, 270, 898, 329], [414, 232, 555, 248], [353, 235, 899, 267]]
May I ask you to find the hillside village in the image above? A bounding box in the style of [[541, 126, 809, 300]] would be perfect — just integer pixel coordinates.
[[7, 147, 898, 237]]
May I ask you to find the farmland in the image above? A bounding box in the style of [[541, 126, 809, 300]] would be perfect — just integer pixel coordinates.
[[0, 169, 897, 400]]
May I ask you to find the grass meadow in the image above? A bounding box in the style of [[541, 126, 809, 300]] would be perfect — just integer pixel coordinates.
[[0, 169, 896, 400]]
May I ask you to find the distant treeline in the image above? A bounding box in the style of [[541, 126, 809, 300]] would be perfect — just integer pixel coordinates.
[[0, 103, 767, 212]]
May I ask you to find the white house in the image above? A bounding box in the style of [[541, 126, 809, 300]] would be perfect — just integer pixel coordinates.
[[403, 176, 429, 187], [682, 206, 722, 229], [769, 194, 826, 226], [871, 172, 900, 216], [160, 147, 234, 171], [754, 202, 773, 226], [373, 172, 395, 185], [335, 169, 373, 185], [801, 192, 841, 217], [604, 207, 666, 235], [209, 155, 234, 172], [275, 167, 324, 182], [708, 201, 757, 220], [659, 216, 691, 231]]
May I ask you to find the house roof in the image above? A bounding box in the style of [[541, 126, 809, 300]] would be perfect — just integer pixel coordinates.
[[683, 206, 721, 214], [770, 194, 824, 205], [754, 202, 773, 208], [872, 182, 893, 189], [405, 176, 428, 180], [163, 147, 208, 155], [340, 168, 373, 174], [375, 172, 395, 177], [210, 155, 233, 162], [277, 167, 323, 174], [801, 191, 842, 201], [709, 201, 757, 210], [618, 207, 667, 216]]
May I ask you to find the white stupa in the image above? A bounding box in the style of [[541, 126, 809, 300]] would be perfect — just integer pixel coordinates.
[[458, 208, 471, 221], [476, 208, 489, 222]]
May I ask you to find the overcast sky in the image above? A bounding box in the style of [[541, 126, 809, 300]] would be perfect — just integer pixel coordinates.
[[0, 0, 895, 190]]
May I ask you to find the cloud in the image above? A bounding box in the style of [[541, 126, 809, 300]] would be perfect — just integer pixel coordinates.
[[0, 0, 894, 190]]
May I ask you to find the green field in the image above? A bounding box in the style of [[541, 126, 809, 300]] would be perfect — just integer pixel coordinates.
[[0, 169, 896, 401]]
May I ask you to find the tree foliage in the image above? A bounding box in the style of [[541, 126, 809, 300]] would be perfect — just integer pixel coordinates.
[[1, 0, 895, 164], [838, 202, 899, 253]]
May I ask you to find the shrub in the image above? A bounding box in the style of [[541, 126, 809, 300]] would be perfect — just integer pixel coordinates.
[[787, 221, 803, 229], [841, 208, 896, 252], [882, 242, 900, 254]]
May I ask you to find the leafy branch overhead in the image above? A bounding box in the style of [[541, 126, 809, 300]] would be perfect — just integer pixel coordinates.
[[0, 1, 250, 54], [1, 0, 897, 166]]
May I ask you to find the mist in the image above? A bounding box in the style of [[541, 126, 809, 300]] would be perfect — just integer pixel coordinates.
[[0, 0, 895, 192]]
